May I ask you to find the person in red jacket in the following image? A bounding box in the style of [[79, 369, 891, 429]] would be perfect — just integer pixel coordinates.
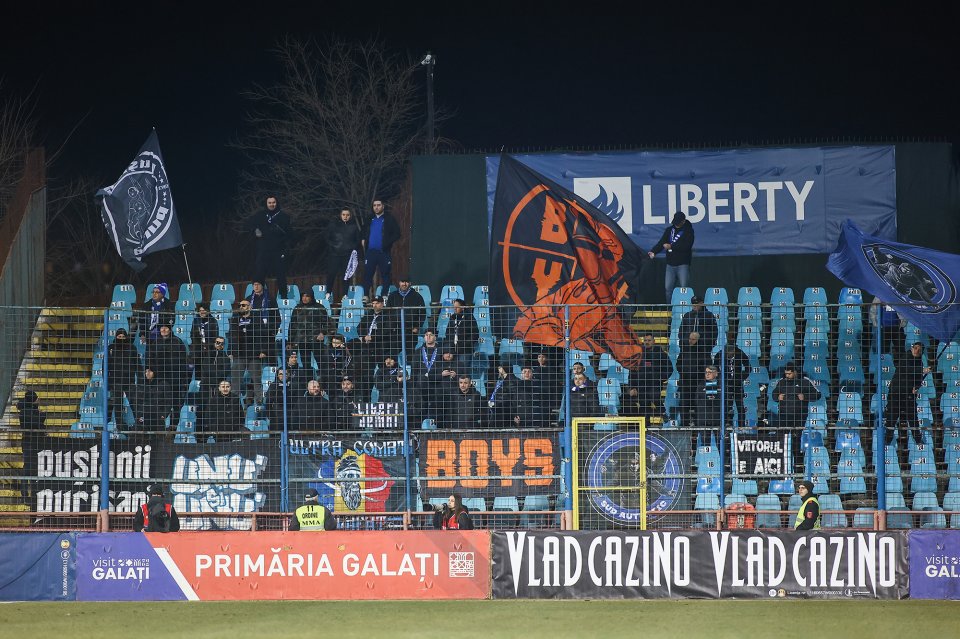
[[432, 493, 474, 530]]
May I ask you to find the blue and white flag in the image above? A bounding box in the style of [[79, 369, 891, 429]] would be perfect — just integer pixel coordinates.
[[96, 131, 182, 272], [827, 220, 960, 341]]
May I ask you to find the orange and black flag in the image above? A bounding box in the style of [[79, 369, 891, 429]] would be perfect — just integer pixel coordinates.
[[490, 155, 646, 369]]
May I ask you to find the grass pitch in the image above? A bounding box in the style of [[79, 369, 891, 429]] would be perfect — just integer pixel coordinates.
[[0, 599, 956, 638]]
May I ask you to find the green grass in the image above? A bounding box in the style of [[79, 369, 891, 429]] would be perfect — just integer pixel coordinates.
[[0, 600, 957, 639]]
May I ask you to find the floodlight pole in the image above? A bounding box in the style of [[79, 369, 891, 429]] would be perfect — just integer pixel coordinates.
[[421, 52, 436, 152]]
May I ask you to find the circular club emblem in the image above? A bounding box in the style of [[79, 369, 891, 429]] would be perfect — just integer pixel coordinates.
[[585, 432, 685, 526], [863, 243, 956, 312]]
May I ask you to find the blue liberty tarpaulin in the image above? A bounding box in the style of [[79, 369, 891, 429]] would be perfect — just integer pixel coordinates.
[[0, 533, 77, 601], [97, 130, 183, 272], [827, 220, 960, 341], [486, 146, 897, 256]]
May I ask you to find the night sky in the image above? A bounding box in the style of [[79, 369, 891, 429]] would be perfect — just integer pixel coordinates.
[[2, 3, 956, 231]]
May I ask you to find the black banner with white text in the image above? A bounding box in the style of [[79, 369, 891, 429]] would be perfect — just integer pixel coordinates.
[[491, 530, 908, 599]]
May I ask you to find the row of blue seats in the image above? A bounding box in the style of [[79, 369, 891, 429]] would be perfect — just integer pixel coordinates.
[[692, 491, 960, 529]]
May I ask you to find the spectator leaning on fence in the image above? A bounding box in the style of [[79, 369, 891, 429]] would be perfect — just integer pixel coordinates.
[[290, 488, 337, 531]]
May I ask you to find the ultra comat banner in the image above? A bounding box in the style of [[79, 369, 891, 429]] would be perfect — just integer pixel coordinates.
[[418, 430, 561, 500], [286, 435, 409, 522], [76, 531, 491, 601], [492, 530, 908, 599], [0, 533, 77, 601], [485, 147, 897, 256]]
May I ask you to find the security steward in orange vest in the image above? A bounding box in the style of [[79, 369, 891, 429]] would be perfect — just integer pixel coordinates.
[[290, 487, 337, 531], [794, 480, 821, 530]]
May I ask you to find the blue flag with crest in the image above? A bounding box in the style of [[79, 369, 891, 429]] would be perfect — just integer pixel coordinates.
[[827, 220, 960, 341], [96, 131, 182, 272]]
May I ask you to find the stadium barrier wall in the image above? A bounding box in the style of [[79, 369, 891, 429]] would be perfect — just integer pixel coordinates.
[[3, 530, 959, 601]]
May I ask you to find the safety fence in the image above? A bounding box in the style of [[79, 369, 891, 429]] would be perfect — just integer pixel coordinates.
[[1, 286, 959, 531]]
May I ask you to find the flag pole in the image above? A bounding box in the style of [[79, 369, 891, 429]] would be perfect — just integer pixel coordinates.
[[181, 244, 198, 306]]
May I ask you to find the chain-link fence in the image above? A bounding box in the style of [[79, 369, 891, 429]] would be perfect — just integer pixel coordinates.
[[2, 283, 959, 531]]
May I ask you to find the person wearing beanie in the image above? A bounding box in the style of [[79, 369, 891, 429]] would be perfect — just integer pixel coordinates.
[[133, 283, 174, 342], [648, 211, 695, 302], [794, 480, 820, 530], [289, 488, 336, 531], [134, 484, 180, 533]]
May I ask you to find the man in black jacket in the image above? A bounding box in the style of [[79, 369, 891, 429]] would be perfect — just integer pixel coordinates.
[[626, 333, 672, 418], [107, 328, 142, 423], [248, 195, 292, 298], [199, 380, 243, 441], [886, 342, 932, 445], [648, 212, 695, 302], [362, 199, 401, 295], [386, 278, 426, 357], [715, 341, 751, 429], [195, 337, 231, 397], [228, 300, 274, 399], [146, 325, 189, 412], [446, 375, 481, 429], [356, 296, 396, 394], [132, 283, 174, 343], [325, 208, 362, 303], [774, 363, 821, 449]]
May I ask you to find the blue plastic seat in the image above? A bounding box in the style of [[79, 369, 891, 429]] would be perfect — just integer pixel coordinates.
[[837, 450, 866, 494], [768, 479, 795, 495], [210, 283, 236, 304], [943, 493, 960, 529], [802, 287, 828, 318], [498, 338, 524, 367], [910, 453, 938, 493], [438, 284, 465, 307], [805, 445, 832, 494], [755, 494, 782, 528], [736, 325, 761, 363], [694, 493, 720, 527], [836, 392, 864, 426], [819, 494, 848, 528], [112, 284, 137, 305]]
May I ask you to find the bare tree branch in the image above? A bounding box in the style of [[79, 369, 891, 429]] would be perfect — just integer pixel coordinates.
[[232, 36, 435, 274], [0, 82, 37, 219]]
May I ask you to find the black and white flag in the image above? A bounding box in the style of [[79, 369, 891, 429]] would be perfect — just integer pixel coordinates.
[[96, 130, 182, 272]]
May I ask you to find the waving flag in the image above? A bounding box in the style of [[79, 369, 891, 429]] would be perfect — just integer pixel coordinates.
[[490, 155, 646, 368], [827, 220, 960, 341], [96, 130, 182, 272]]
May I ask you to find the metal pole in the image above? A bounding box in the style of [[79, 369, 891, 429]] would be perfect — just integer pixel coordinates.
[[562, 305, 573, 516], [400, 308, 412, 511], [422, 52, 435, 152], [280, 329, 289, 513], [874, 307, 886, 512], [99, 308, 111, 511]]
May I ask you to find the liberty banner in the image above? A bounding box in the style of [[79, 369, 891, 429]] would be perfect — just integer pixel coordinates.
[[491, 530, 908, 599], [486, 147, 896, 257]]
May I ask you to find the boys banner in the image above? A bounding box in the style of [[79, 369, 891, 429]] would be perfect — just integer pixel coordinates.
[[418, 430, 561, 499], [491, 530, 908, 599], [486, 147, 897, 257]]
